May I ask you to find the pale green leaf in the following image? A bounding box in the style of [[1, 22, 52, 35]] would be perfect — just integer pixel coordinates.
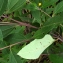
[[17, 34, 55, 59]]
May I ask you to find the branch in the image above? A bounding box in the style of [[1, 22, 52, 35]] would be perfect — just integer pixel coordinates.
[[0, 22, 16, 25], [0, 38, 33, 51], [11, 18, 38, 29], [2, 16, 38, 29]]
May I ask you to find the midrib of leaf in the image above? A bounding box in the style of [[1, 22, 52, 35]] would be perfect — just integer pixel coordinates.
[[54, 1, 63, 14], [33, 24, 56, 38], [11, 51, 18, 63], [33, 18, 63, 38], [10, 0, 25, 11], [8, 0, 18, 10], [34, 20, 63, 38], [44, 21, 63, 26]]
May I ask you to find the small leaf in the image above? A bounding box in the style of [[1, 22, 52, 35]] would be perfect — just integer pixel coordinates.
[[32, 10, 41, 23], [9, 50, 26, 63], [17, 34, 55, 59]]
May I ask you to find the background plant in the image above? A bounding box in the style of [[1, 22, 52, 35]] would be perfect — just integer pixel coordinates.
[[0, 0, 63, 63]]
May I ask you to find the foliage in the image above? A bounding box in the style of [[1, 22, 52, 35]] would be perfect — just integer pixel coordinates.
[[0, 0, 63, 63]]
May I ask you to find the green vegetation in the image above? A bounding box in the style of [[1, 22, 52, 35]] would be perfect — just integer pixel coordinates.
[[0, 0, 63, 63]]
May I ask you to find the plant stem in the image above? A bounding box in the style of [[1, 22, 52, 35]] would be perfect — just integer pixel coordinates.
[[0, 38, 33, 51]]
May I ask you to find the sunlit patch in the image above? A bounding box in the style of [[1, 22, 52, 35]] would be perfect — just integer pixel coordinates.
[[38, 3, 42, 6], [17, 34, 55, 59]]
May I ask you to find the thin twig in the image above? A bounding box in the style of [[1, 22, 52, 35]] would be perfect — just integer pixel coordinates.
[[38, 8, 51, 18], [0, 22, 16, 25], [0, 38, 33, 51], [2, 16, 38, 29], [50, 32, 63, 42], [11, 18, 38, 29]]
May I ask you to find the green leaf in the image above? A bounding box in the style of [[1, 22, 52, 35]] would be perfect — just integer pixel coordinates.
[[33, 25, 55, 38], [44, 15, 63, 26], [0, 25, 14, 31], [7, 0, 26, 12], [0, 41, 8, 55], [49, 54, 63, 63], [9, 50, 26, 63], [34, 15, 62, 39], [17, 34, 55, 59], [8, 0, 18, 9], [0, 58, 7, 63], [0, 0, 8, 16], [6, 33, 32, 44], [25, 3, 38, 11], [0, 0, 4, 11], [5, 26, 32, 44], [42, 0, 58, 8], [32, 10, 41, 23], [0, 25, 15, 38], [0, 29, 3, 41], [53, 1, 63, 14]]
